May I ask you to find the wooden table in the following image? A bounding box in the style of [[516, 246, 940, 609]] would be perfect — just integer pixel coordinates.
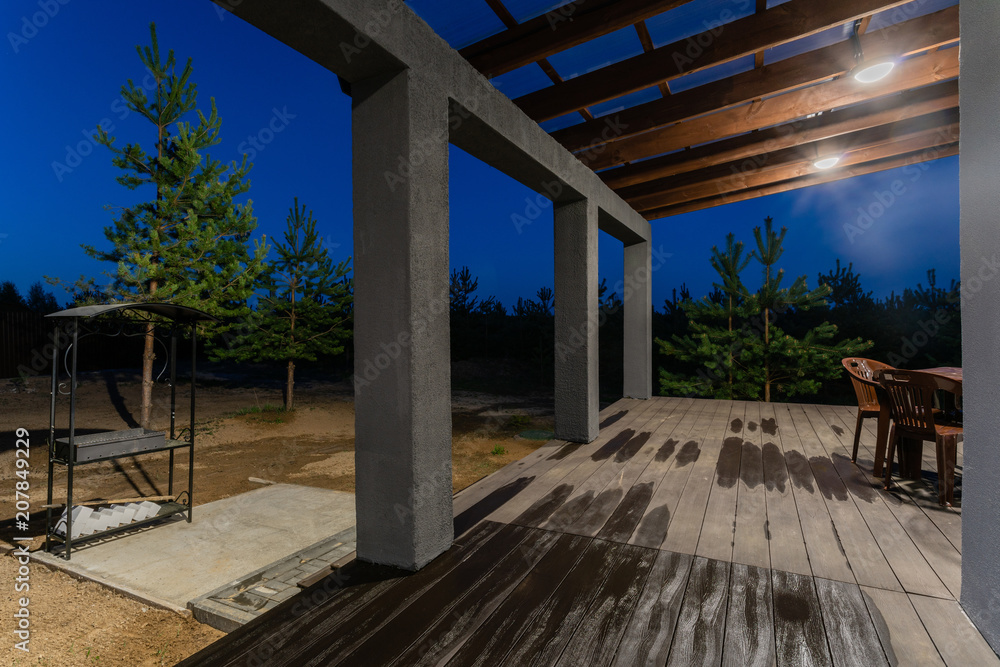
[[887, 367, 962, 480]]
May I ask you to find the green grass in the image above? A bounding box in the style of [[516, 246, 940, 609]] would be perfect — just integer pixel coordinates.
[[490, 444, 508, 456], [233, 404, 286, 416]]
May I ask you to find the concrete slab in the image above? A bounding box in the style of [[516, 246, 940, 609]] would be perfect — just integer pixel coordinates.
[[32, 484, 356, 612]]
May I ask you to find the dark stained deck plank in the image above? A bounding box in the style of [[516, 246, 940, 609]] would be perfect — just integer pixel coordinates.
[[723, 562, 776, 667], [909, 594, 1000, 667], [860, 586, 945, 667], [788, 404, 902, 591], [809, 404, 954, 599], [629, 399, 725, 549], [498, 540, 626, 665], [696, 401, 748, 562], [439, 532, 592, 667], [661, 400, 739, 555], [732, 401, 772, 570], [665, 556, 731, 667], [258, 522, 509, 665], [489, 398, 667, 526], [769, 403, 854, 583], [610, 550, 693, 666], [814, 576, 890, 667], [553, 545, 657, 667], [771, 569, 833, 667], [339, 524, 535, 666], [390, 528, 563, 666], [758, 401, 812, 577]]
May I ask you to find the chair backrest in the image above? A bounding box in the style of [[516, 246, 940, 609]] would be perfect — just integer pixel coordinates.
[[842, 358, 893, 410], [878, 369, 940, 440]]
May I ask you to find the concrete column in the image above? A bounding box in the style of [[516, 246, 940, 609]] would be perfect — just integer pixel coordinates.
[[623, 241, 652, 399], [554, 199, 599, 443], [352, 69, 452, 570], [960, 0, 1000, 652]]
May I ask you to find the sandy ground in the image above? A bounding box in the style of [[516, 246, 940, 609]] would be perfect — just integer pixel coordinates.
[[0, 364, 553, 665]]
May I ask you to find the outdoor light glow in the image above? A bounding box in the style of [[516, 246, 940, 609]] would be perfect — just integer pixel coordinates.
[[853, 60, 895, 84], [814, 156, 841, 170]]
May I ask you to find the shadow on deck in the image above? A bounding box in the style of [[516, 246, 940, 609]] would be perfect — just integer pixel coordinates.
[[179, 397, 997, 666]]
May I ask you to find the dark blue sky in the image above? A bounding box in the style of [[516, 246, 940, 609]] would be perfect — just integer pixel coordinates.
[[2, 0, 959, 312]]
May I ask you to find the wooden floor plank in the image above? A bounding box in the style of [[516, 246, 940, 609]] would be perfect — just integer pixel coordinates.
[[665, 557, 731, 667], [722, 562, 776, 667], [860, 586, 945, 667], [789, 404, 901, 591], [439, 532, 592, 667], [550, 398, 697, 537], [809, 404, 954, 599], [696, 401, 747, 562], [489, 398, 666, 525], [499, 540, 624, 666], [769, 404, 854, 583], [555, 545, 657, 667], [342, 524, 534, 665], [732, 401, 772, 570], [814, 577, 890, 667], [628, 399, 722, 548], [909, 594, 1000, 666], [772, 569, 833, 667], [611, 551, 693, 667], [824, 405, 963, 597], [758, 401, 812, 577], [661, 400, 739, 555]]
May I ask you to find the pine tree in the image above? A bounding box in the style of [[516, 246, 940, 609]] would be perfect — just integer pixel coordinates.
[[658, 218, 871, 401], [221, 198, 352, 410], [67, 24, 268, 427]]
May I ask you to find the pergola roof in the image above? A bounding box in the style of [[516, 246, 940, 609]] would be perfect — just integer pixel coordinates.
[[405, 0, 960, 220], [46, 302, 219, 322]]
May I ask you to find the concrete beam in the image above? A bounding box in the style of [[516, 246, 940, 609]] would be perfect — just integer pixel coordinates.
[[960, 0, 1000, 652], [352, 69, 453, 570], [554, 199, 600, 443], [623, 240, 652, 399], [211, 0, 651, 245]]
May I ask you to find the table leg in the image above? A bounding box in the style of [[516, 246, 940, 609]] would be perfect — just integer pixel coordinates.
[[897, 436, 925, 480], [873, 403, 891, 477]]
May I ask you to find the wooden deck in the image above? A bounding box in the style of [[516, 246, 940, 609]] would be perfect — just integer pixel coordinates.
[[179, 397, 998, 666]]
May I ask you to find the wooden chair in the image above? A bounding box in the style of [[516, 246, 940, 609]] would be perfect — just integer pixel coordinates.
[[842, 358, 894, 470], [879, 369, 963, 506]]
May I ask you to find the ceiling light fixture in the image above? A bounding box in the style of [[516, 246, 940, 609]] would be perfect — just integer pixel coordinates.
[[849, 19, 896, 83], [813, 156, 842, 170]]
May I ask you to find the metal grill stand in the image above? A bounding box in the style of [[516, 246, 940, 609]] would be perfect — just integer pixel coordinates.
[[44, 303, 217, 559]]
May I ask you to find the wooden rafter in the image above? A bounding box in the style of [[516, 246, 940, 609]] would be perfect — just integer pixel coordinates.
[[626, 113, 960, 211], [642, 143, 960, 219], [600, 80, 958, 191], [553, 6, 958, 153], [514, 0, 914, 121], [584, 47, 959, 172], [460, 0, 690, 78], [634, 20, 670, 98]]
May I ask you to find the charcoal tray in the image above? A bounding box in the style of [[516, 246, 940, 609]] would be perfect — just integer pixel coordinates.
[[55, 428, 167, 463]]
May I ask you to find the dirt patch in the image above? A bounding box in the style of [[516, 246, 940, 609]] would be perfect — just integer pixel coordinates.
[[0, 368, 553, 665]]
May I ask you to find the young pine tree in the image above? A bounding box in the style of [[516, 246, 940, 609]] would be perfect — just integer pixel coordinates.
[[70, 23, 268, 427], [746, 217, 871, 401], [225, 199, 352, 410]]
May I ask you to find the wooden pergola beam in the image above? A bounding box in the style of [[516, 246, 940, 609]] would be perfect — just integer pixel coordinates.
[[513, 0, 913, 121], [601, 80, 958, 190], [642, 143, 960, 219], [460, 0, 690, 78], [627, 114, 960, 211], [584, 47, 959, 172], [553, 6, 958, 153]]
